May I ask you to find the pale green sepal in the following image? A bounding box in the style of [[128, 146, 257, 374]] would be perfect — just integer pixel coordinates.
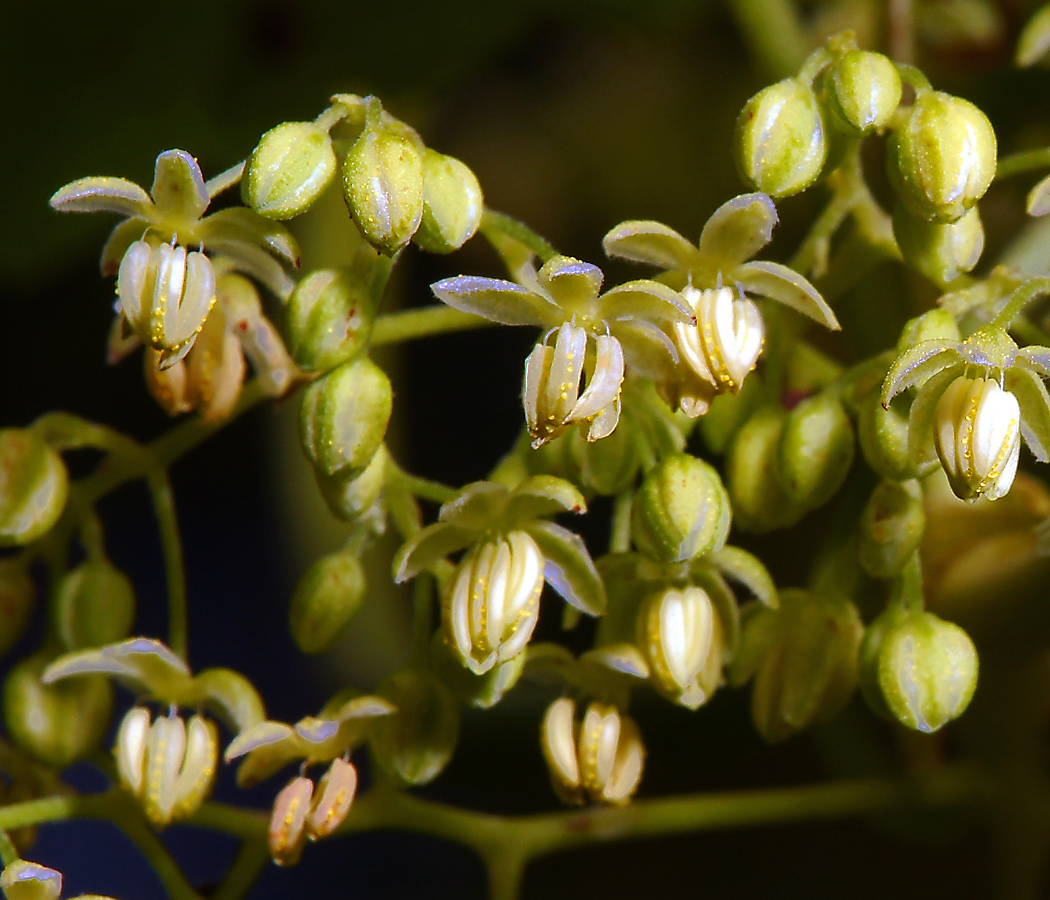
[[482, 224, 541, 288], [199, 208, 300, 267], [907, 364, 965, 471], [393, 523, 474, 582], [538, 256, 603, 304], [581, 643, 650, 678], [1027, 172, 1050, 217], [601, 220, 698, 270], [0, 860, 63, 900], [206, 239, 296, 301], [150, 150, 209, 222], [613, 321, 680, 379], [706, 546, 778, 608], [224, 721, 297, 761], [49, 176, 153, 217], [192, 668, 266, 733], [205, 161, 246, 199], [99, 218, 149, 277], [697, 193, 777, 266], [1017, 3, 1050, 66], [431, 276, 561, 327], [437, 481, 509, 528], [524, 520, 606, 616], [897, 309, 960, 351], [1005, 366, 1050, 462], [598, 280, 694, 324], [691, 567, 742, 656], [881, 340, 961, 405], [41, 637, 191, 699], [505, 476, 586, 525], [736, 261, 839, 329], [1015, 346, 1050, 379]]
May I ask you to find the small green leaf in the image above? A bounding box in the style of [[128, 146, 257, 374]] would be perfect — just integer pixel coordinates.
[[431, 275, 562, 326], [706, 546, 778, 608], [505, 475, 586, 524], [525, 520, 606, 616], [697, 192, 777, 266], [199, 207, 300, 266], [881, 340, 961, 405], [736, 260, 839, 329], [393, 523, 474, 582], [599, 279, 693, 324], [192, 667, 266, 734], [41, 637, 192, 701], [1006, 366, 1050, 462], [538, 256, 604, 306], [49, 176, 153, 217], [150, 150, 209, 222], [602, 220, 699, 270], [438, 481, 509, 528]]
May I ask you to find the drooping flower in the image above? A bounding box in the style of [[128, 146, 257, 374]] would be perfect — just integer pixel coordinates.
[[268, 757, 358, 866]]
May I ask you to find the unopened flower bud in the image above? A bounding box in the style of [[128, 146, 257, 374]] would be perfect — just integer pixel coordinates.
[[893, 204, 984, 284], [889, 91, 997, 223], [727, 408, 805, 532], [540, 698, 644, 806], [827, 50, 902, 134], [0, 429, 69, 547], [632, 454, 731, 562], [776, 393, 854, 510], [0, 861, 62, 900], [242, 121, 337, 220], [431, 631, 526, 709], [300, 357, 393, 478], [935, 375, 1020, 501], [370, 670, 459, 786], [638, 586, 726, 709], [0, 559, 35, 658], [286, 268, 377, 372], [54, 558, 135, 651], [306, 757, 357, 839], [289, 550, 366, 654], [314, 446, 388, 523], [342, 128, 424, 254], [116, 241, 216, 364], [269, 775, 313, 866], [858, 480, 926, 578], [444, 531, 543, 674], [413, 149, 484, 254], [860, 607, 977, 732], [896, 308, 961, 352], [4, 652, 112, 768], [858, 388, 917, 482], [735, 78, 827, 198]]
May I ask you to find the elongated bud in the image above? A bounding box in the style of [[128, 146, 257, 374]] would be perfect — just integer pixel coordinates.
[[370, 670, 459, 786], [289, 550, 366, 654], [444, 531, 543, 674], [54, 558, 136, 651], [0, 861, 62, 900], [0, 429, 69, 547], [300, 357, 393, 478], [306, 757, 357, 838], [632, 454, 731, 562], [242, 121, 337, 219], [727, 408, 804, 532], [827, 50, 901, 134], [889, 91, 997, 223], [314, 446, 388, 523], [860, 607, 978, 732], [269, 776, 313, 866], [735, 78, 826, 198], [286, 268, 377, 372], [4, 652, 112, 768], [934, 375, 1020, 501], [342, 127, 424, 254], [858, 387, 916, 481], [777, 393, 854, 510], [117, 241, 216, 364], [413, 149, 484, 254], [858, 480, 925, 578], [893, 204, 984, 284], [0, 558, 35, 659]]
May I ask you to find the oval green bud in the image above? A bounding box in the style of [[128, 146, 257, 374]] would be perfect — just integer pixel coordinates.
[[896, 308, 961, 352], [314, 446, 388, 523], [857, 386, 916, 482], [632, 453, 731, 562], [0, 559, 34, 659], [54, 558, 136, 650], [3, 652, 112, 768], [242, 121, 337, 220], [857, 480, 925, 578], [860, 607, 977, 732], [286, 268, 377, 372], [889, 91, 997, 223], [827, 50, 902, 134], [735, 78, 826, 198], [0, 430, 68, 547], [430, 632, 525, 709], [727, 407, 805, 532], [776, 393, 854, 510], [893, 203, 984, 284], [299, 357, 393, 478], [289, 550, 366, 654], [369, 669, 459, 786], [342, 129, 424, 254], [413, 150, 484, 254]]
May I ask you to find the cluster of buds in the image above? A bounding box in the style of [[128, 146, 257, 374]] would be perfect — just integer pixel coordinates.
[[269, 758, 357, 866], [540, 697, 644, 805]]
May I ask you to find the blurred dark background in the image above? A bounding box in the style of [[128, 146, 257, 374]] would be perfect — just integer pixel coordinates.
[[2, 0, 1049, 897]]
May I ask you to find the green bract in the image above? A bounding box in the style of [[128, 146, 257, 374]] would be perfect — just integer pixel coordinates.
[[242, 121, 337, 220]]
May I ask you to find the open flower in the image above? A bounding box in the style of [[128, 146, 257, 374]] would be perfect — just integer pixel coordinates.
[[432, 255, 692, 447], [394, 477, 606, 673], [603, 193, 839, 416]]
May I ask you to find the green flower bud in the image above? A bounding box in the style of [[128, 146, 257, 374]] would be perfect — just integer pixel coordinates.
[[727, 408, 805, 532], [776, 393, 854, 510], [285, 268, 377, 373], [299, 357, 393, 478], [893, 204, 984, 284], [0, 430, 69, 546], [314, 447, 388, 523], [827, 50, 902, 134], [735, 78, 827, 198], [54, 559, 135, 651], [857, 480, 925, 578], [0, 861, 62, 900], [413, 149, 484, 254], [860, 607, 977, 732], [288, 550, 366, 654], [0, 559, 34, 659], [632, 453, 731, 562], [242, 121, 337, 220], [889, 91, 997, 223], [430, 631, 525, 709], [370, 669, 459, 786], [342, 128, 424, 254], [4, 652, 112, 768], [857, 387, 917, 482], [750, 589, 863, 742], [896, 308, 961, 352], [569, 420, 638, 496]]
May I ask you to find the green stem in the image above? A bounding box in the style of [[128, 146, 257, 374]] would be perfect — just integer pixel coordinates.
[[724, 0, 812, 79], [371, 306, 494, 347], [481, 209, 558, 263], [610, 490, 633, 554], [890, 552, 925, 612], [397, 471, 458, 505], [411, 575, 435, 664], [990, 276, 1050, 330], [486, 848, 526, 900], [145, 469, 188, 660], [211, 839, 271, 900], [996, 148, 1050, 181], [116, 811, 203, 900], [0, 830, 18, 866]]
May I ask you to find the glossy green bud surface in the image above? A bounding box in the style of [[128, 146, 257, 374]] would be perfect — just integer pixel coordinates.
[[777, 393, 854, 509], [414, 149, 484, 254], [286, 268, 377, 372], [893, 204, 984, 284], [857, 480, 925, 578], [289, 551, 366, 654], [727, 408, 804, 532], [242, 121, 337, 220], [55, 559, 136, 650], [0, 430, 68, 546], [828, 50, 901, 134]]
